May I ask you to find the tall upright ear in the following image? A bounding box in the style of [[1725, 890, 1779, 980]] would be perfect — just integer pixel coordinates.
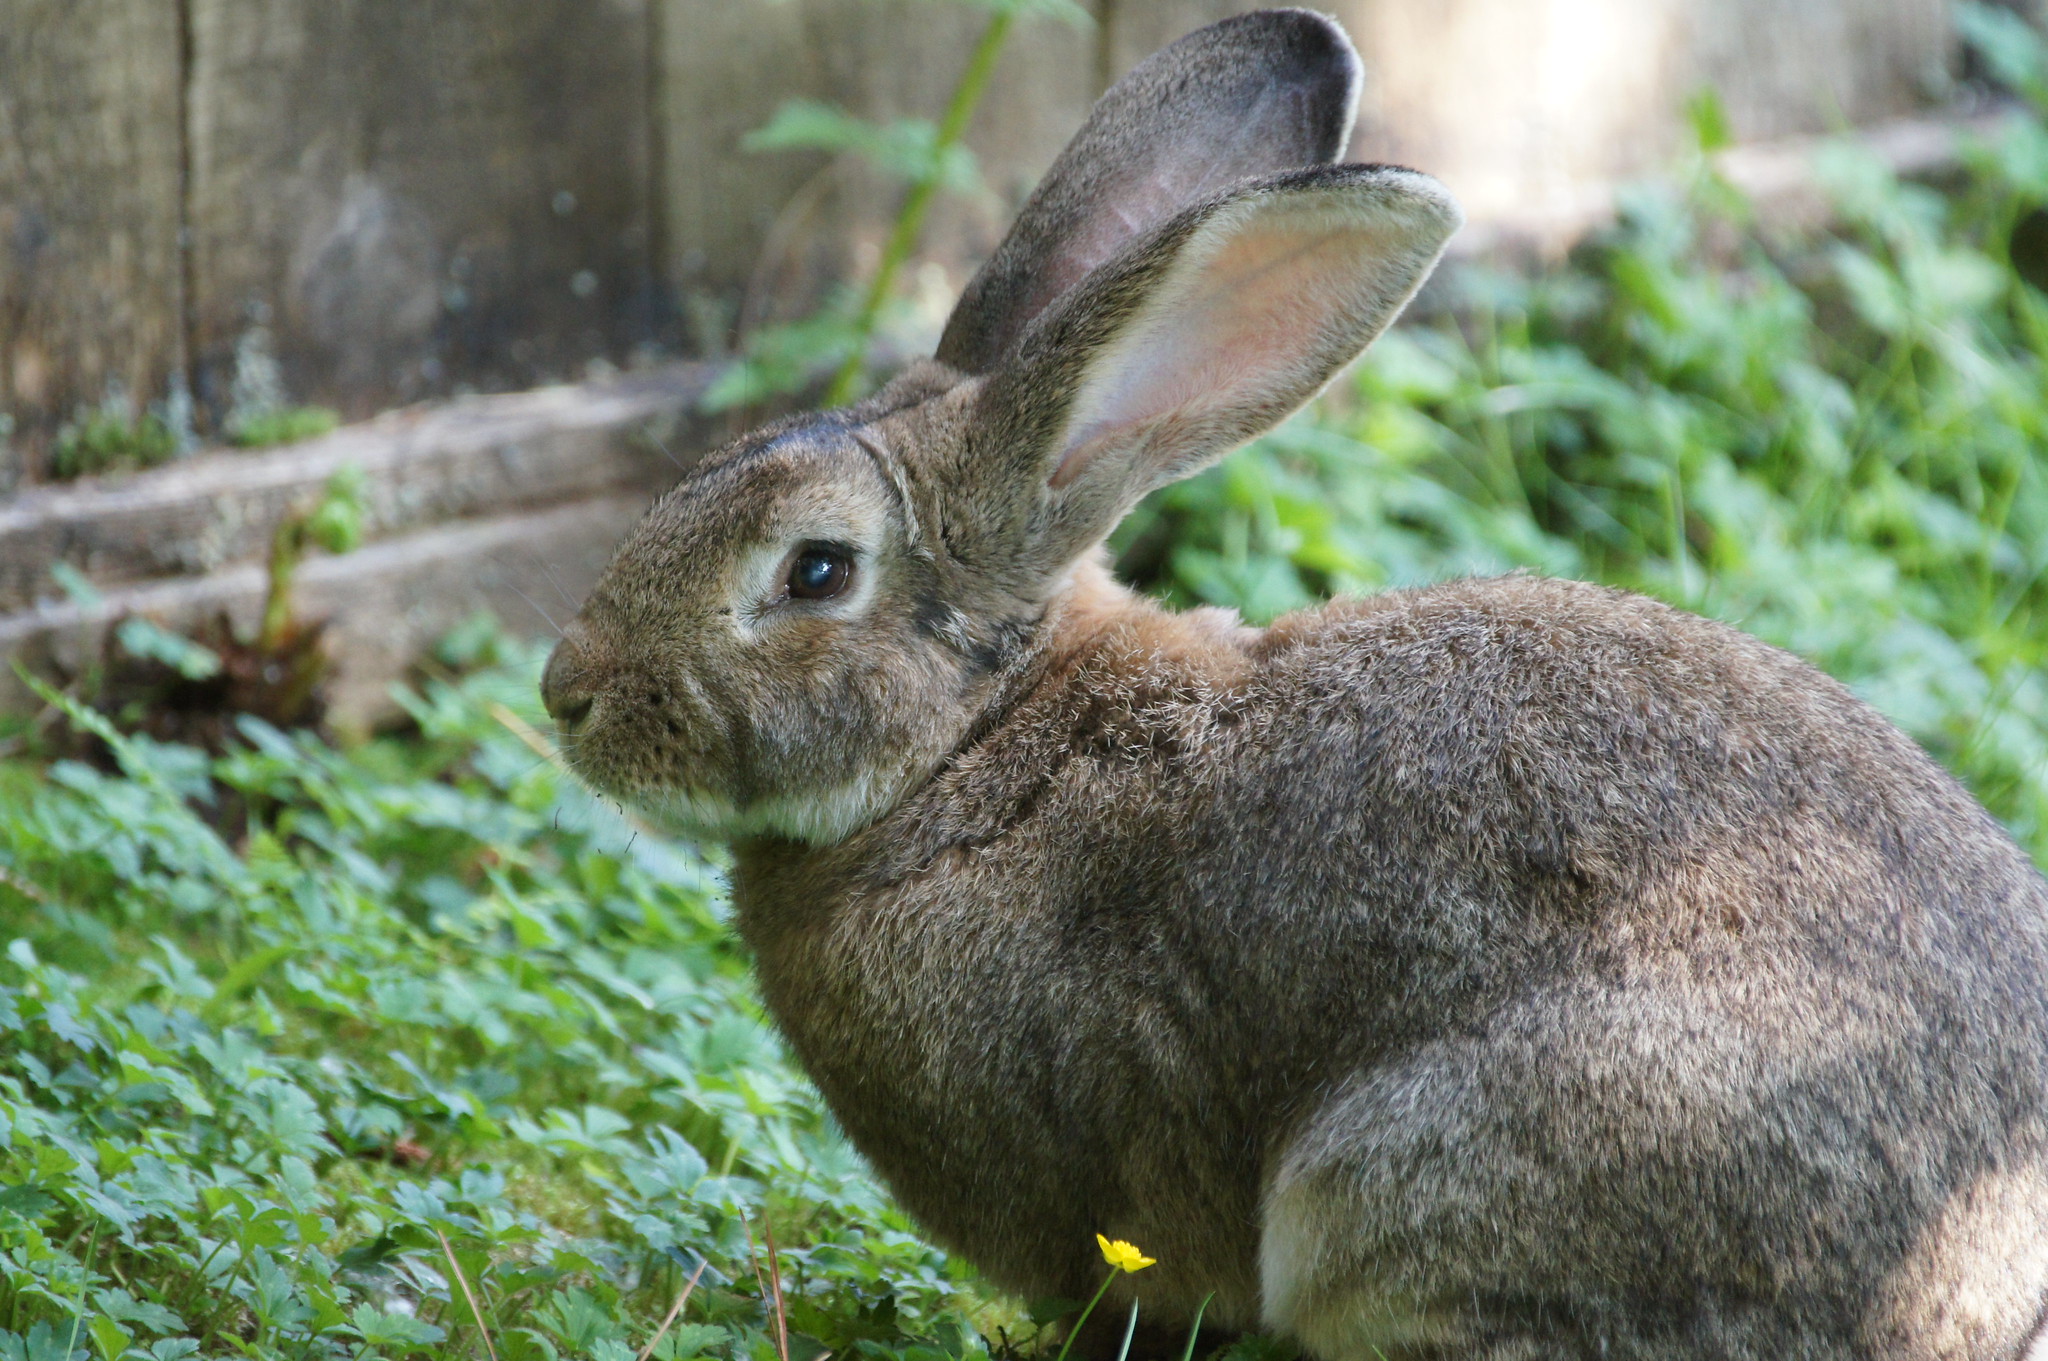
[[936, 9, 1361, 375], [967, 165, 1461, 576]]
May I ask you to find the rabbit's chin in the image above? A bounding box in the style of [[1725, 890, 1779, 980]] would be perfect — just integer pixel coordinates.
[[635, 772, 902, 848]]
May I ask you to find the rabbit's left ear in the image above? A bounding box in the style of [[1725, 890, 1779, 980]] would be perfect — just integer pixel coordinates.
[[962, 164, 1460, 577]]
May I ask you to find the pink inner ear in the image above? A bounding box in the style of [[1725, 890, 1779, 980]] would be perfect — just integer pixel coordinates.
[[1011, 166, 1212, 345], [1050, 217, 1393, 488]]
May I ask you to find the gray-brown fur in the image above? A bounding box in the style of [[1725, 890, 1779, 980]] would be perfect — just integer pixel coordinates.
[[543, 11, 2048, 1358]]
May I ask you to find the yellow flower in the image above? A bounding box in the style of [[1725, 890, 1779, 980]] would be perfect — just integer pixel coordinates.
[[1096, 1233, 1156, 1273]]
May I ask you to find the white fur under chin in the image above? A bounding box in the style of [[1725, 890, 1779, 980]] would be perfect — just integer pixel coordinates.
[[638, 770, 900, 847]]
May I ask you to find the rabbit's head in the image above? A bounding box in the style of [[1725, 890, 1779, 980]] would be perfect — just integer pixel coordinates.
[[542, 9, 1462, 843]]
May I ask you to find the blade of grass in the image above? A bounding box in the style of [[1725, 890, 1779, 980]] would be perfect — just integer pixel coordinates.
[[63, 1220, 99, 1361], [438, 1228, 501, 1361], [764, 1220, 792, 1361], [637, 1257, 710, 1361], [1178, 1293, 1213, 1361], [1112, 1300, 1140, 1361], [742, 1211, 791, 1361]]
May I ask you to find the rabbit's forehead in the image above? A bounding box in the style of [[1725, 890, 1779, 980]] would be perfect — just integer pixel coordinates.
[[668, 426, 892, 539], [591, 433, 898, 619]]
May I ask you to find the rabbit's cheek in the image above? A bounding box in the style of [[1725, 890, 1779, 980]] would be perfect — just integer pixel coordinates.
[[554, 667, 736, 806]]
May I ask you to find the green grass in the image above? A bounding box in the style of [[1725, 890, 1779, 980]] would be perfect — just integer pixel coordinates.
[[7, 13, 2048, 1357]]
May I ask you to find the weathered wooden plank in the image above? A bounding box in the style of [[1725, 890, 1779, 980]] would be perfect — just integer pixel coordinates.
[[1, 495, 654, 728], [0, 364, 713, 615], [185, 0, 659, 431], [658, 0, 1105, 342], [0, 0, 184, 489], [1714, 107, 2011, 232]]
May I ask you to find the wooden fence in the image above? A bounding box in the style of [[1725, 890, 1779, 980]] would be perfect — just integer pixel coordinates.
[[0, 0, 2009, 723], [2, 0, 1972, 490]]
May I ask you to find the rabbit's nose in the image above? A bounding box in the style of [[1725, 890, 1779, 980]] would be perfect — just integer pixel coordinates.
[[541, 637, 595, 733]]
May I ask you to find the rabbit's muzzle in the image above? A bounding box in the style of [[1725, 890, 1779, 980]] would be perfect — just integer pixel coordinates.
[[540, 633, 596, 735], [539, 622, 736, 818]]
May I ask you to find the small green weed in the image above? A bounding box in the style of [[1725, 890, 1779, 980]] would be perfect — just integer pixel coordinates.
[[46, 467, 372, 753], [229, 406, 341, 450]]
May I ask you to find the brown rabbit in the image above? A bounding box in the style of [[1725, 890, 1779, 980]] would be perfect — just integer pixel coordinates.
[[541, 10, 2048, 1358]]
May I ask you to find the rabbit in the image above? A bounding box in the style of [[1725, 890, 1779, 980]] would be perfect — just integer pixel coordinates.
[[540, 8, 2048, 1359]]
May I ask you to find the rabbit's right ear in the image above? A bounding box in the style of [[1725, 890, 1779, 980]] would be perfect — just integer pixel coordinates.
[[936, 8, 1362, 375], [944, 164, 1459, 583]]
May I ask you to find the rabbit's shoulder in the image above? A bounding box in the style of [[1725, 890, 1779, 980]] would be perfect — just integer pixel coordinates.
[[1252, 572, 1900, 786], [1262, 572, 1816, 711], [890, 572, 1938, 857], [1228, 573, 2038, 925]]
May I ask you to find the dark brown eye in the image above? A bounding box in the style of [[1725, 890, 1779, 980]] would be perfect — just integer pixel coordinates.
[[787, 548, 852, 600]]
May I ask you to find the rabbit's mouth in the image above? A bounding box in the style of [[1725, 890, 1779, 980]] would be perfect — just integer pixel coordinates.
[[551, 654, 935, 843], [551, 680, 890, 846]]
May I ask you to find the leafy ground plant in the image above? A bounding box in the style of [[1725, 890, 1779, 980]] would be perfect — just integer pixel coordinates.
[[48, 413, 177, 482], [228, 408, 341, 451], [37, 468, 372, 759], [0, 652, 992, 1361]]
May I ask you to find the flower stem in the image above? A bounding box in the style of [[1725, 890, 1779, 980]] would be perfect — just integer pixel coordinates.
[[1051, 1269, 1120, 1361], [823, 7, 1014, 406], [261, 508, 309, 654]]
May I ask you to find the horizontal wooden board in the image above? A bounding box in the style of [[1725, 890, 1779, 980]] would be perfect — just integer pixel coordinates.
[[0, 364, 714, 614], [1, 495, 655, 728]]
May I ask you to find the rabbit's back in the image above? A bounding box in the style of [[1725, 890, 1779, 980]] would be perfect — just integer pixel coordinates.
[[736, 572, 2048, 1357], [1244, 572, 2043, 972]]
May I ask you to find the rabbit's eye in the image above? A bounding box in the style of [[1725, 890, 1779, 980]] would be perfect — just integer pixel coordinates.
[[788, 548, 852, 601]]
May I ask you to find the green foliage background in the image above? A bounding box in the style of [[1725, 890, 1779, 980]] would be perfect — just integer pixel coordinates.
[[1119, 39, 2048, 860], [6, 7, 2048, 1357]]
